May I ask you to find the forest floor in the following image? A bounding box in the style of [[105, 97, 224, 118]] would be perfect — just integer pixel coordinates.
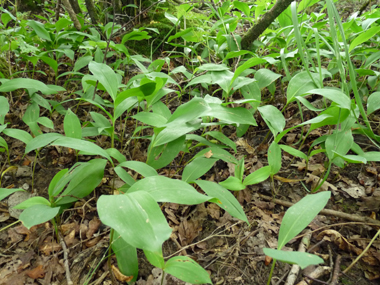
[[1, 1, 380, 285]]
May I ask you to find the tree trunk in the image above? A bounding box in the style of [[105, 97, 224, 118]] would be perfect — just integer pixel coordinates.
[[68, 0, 81, 14], [62, 0, 82, 30], [85, 0, 99, 25], [241, 0, 293, 50], [56, 0, 61, 22]]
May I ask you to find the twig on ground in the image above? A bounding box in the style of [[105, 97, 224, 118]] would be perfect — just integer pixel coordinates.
[[58, 230, 73, 285], [329, 255, 342, 285], [296, 266, 331, 285], [285, 229, 312, 285]]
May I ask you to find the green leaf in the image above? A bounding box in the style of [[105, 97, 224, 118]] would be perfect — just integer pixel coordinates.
[[258, 105, 285, 136], [164, 256, 212, 284], [219, 176, 245, 190], [132, 112, 168, 127], [13, 197, 50, 209], [53, 137, 112, 161], [193, 147, 238, 164], [64, 109, 82, 139], [114, 97, 139, 120], [40, 56, 58, 74], [231, 58, 267, 86], [48, 169, 69, 198], [144, 249, 165, 269], [0, 78, 60, 94], [196, 180, 248, 223], [207, 104, 257, 126], [3, 129, 32, 145], [303, 88, 351, 110], [55, 18, 71, 32], [243, 166, 271, 186], [263, 248, 324, 269], [233, 1, 250, 16], [74, 55, 93, 72], [106, 148, 126, 163], [37, 117, 54, 130], [167, 97, 209, 124], [27, 20, 51, 41], [147, 135, 185, 169], [0, 188, 24, 201], [122, 30, 150, 43], [55, 159, 106, 204], [287, 71, 319, 103], [255, 69, 282, 90], [196, 63, 230, 72], [278, 192, 331, 249], [112, 231, 138, 282], [97, 192, 172, 252], [25, 133, 63, 153], [89, 61, 119, 101], [0, 136, 7, 151], [128, 176, 212, 204], [349, 26, 380, 53], [367, 92, 380, 115], [20, 205, 60, 229], [325, 129, 353, 160], [268, 142, 282, 175], [182, 157, 217, 183], [118, 161, 158, 177], [279, 145, 307, 160], [0, 96, 9, 125], [205, 131, 237, 152], [153, 120, 201, 147], [235, 157, 244, 181]]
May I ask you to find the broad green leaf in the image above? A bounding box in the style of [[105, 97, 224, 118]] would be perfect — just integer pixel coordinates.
[[278, 191, 331, 249], [235, 157, 244, 181], [53, 137, 111, 161], [349, 26, 380, 53], [64, 109, 82, 139], [97, 192, 172, 252], [205, 131, 237, 152], [144, 249, 165, 269], [128, 176, 212, 204], [303, 88, 351, 110], [55, 18, 71, 32], [13, 197, 50, 209], [182, 157, 217, 183], [231, 57, 267, 86], [20, 205, 60, 229], [310, 107, 350, 132], [3, 129, 32, 145], [25, 133, 63, 153], [122, 30, 150, 43], [263, 248, 324, 269], [193, 147, 238, 164], [367, 92, 380, 115], [258, 105, 285, 136], [0, 137, 7, 151], [114, 167, 136, 187], [118, 161, 158, 177], [23, 102, 39, 124], [255, 69, 282, 90], [74, 55, 93, 72], [196, 180, 248, 223], [56, 159, 106, 204], [37, 117, 54, 130], [167, 97, 209, 124], [48, 169, 69, 198], [268, 142, 282, 175], [132, 112, 168, 127], [196, 63, 230, 72], [0, 78, 59, 94], [89, 61, 119, 101], [112, 232, 138, 282], [0, 188, 24, 201], [287, 71, 319, 103], [114, 97, 139, 120], [233, 1, 250, 16], [207, 103, 257, 126], [279, 145, 307, 160], [106, 148, 126, 163], [362, 152, 380, 162], [332, 152, 367, 164], [325, 129, 353, 160], [243, 166, 271, 186], [153, 120, 201, 147], [219, 176, 245, 190], [0, 96, 9, 125], [27, 20, 51, 41], [40, 56, 58, 74], [147, 135, 185, 169], [164, 256, 212, 284]]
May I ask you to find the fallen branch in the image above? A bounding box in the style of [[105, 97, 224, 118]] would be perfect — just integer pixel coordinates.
[[285, 230, 312, 285], [58, 231, 73, 285], [296, 266, 331, 285], [258, 194, 380, 227]]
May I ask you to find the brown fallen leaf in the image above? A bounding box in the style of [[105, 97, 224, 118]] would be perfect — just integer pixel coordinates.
[[204, 150, 213, 158], [306, 173, 337, 192], [273, 175, 304, 183], [25, 265, 45, 279], [112, 265, 133, 282]]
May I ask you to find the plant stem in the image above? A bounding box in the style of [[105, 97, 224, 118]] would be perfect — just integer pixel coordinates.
[[267, 259, 276, 285]]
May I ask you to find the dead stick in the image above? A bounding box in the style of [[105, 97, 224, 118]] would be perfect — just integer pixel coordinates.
[[258, 194, 380, 227], [58, 231, 73, 285], [330, 255, 342, 285]]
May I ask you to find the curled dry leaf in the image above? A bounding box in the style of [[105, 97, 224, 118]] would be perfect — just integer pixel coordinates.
[[112, 264, 134, 282], [26, 265, 45, 279]]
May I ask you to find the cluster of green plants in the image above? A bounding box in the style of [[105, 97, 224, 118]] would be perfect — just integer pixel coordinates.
[[1, 0, 380, 283]]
